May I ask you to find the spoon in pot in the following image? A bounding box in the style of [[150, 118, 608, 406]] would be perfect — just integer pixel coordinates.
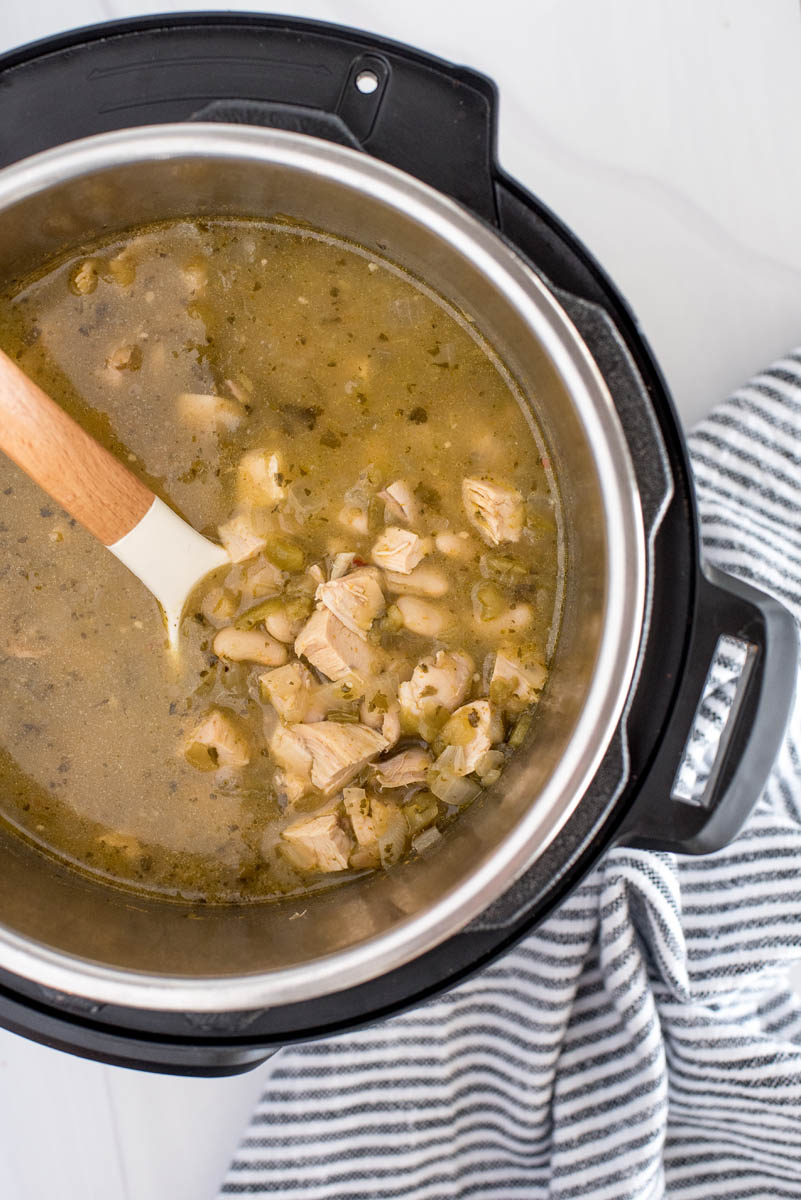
[[0, 347, 229, 650]]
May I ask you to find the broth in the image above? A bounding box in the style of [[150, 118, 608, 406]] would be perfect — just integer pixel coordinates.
[[0, 218, 561, 902]]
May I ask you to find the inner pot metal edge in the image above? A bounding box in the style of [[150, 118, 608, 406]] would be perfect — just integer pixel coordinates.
[[0, 126, 645, 1011]]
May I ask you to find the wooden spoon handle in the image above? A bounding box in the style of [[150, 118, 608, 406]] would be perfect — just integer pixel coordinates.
[[0, 347, 153, 545]]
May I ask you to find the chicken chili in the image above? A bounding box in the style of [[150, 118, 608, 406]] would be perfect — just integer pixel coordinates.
[[0, 218, 562, 902]]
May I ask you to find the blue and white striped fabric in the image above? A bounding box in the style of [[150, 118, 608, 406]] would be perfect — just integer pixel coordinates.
[[219, 349, 801, 1199]]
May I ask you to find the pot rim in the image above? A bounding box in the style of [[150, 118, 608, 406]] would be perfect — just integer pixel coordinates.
[[0, 125, 645, 1011]]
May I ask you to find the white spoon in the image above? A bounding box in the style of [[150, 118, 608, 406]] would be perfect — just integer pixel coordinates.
[[0, 347, 229, 649]]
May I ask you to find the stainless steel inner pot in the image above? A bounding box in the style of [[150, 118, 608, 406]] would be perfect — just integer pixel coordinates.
[[0, 126, 644, 1011]]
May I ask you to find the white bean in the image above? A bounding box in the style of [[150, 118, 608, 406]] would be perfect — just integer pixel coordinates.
[[434, 531, 477, 560], [395, 596, 447, 637], [384, 565, 449, 598], [213, 627, 288, 666], [473, 603, 533, 639]]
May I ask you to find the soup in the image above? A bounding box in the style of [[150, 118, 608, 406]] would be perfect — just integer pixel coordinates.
[[0, 218, 561, 902]]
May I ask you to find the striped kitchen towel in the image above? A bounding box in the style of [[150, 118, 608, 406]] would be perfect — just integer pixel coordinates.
[[219, 348, 801, 1199]]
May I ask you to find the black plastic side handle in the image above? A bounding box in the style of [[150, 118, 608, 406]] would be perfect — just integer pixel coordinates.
[[618, 563, 798, 855]]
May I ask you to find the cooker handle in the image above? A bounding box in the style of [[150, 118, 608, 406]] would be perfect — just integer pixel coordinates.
[[187, 44, 501, 224], [617, 563, 797, 854]]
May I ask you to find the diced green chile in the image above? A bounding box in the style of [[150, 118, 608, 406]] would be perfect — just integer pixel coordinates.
[[473, 581, 506, 620], [264, 537, 305, 572], [508, 710, 534, 749], [235, 593, 312, 631]]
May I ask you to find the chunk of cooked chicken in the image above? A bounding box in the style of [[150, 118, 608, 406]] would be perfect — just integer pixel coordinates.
[[342, 787, 381, 869], [316, 568, 385, 638], [378, 480, 420, 527], [269, 724, 313, 804], [281, 812, 353, 873], [383, 565, 449, 598], [259, 661, 315, 723], [373, 747, 433, 789], [462, 477, 524, 546], [289, 721, 388, 794], [237, 450, 286, 506], [295, 608, 384, 682], [270, 724, 311, 774], [371, 526, 430, 574], [342, 786, 377, 846], [276, 837, 317, 873], [330, 551, 357, 580], [437, 699, 503, 776], [344, 779, 410, 870], [177, 391, 244, 433], [360, 673, 402, 748], [398, 649, 474, 736], [213, 626, 288, 667], [241, 557, 285, 601], [382, 704, 401, 746], [304, 678, 364, 724], [490, 648, 547, 713], [185, 709, 250, 770], [218, 513, 267, 563]]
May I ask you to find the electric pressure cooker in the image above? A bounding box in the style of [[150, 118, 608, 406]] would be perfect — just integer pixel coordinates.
[[0, 13, 794, 1075]]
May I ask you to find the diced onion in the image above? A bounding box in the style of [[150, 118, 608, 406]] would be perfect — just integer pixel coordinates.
[[412, 827, 441, 854], [475, 749, 505, 779], [428, 767, 480, 806]]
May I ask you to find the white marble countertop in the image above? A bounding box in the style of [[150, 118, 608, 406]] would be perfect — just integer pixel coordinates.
[[0, 2, 800, 1197]]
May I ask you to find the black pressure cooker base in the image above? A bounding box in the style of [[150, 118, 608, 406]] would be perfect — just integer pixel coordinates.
[[0, 13, 702, 1073]]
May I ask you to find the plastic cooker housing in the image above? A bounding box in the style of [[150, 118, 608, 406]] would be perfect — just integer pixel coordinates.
[[0, 14, 795, 1074]]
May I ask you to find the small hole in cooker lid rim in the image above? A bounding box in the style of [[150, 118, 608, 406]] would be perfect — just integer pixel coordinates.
[[355, 70, 380, 95]]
